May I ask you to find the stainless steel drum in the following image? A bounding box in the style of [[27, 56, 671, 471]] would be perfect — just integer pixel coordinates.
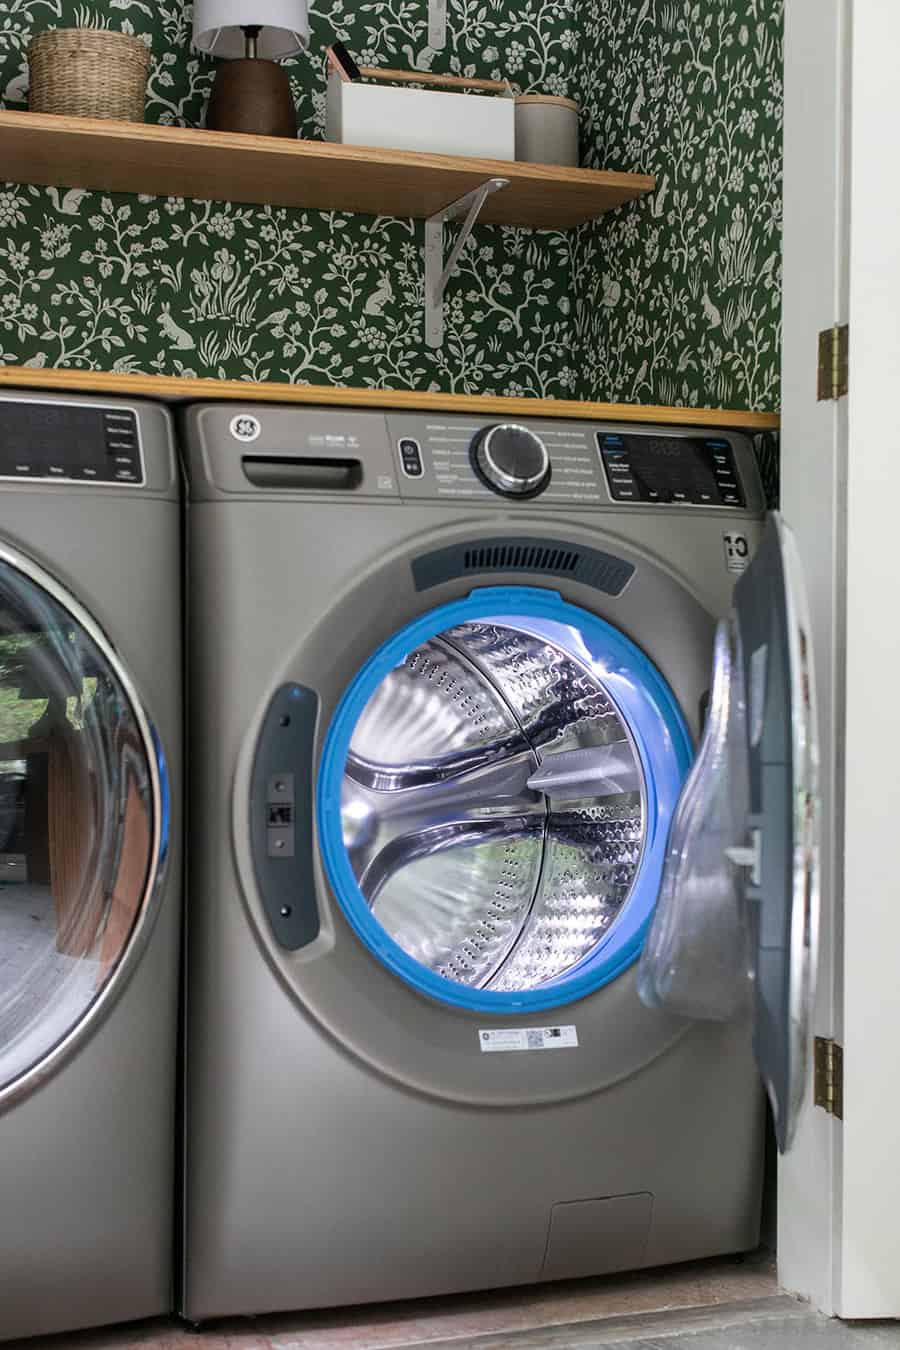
[[341, 620, 646, 993]]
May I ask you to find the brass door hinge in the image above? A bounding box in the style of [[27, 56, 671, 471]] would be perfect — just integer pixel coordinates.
[[814, 1036, 844, 1119], [817, 324, 849, 401]]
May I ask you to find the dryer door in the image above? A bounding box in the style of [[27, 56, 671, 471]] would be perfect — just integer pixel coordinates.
[[312, 586, 693, 1015], [0, 546, 166, 1106], [638, 513, 819, 1151]]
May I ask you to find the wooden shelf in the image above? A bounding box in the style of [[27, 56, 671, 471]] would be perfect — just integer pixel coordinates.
[[0, 111, 654, 228], [0, 366, 780, 432]]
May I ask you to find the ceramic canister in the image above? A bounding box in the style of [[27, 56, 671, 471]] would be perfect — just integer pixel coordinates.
[[514, 94, 579, 166]]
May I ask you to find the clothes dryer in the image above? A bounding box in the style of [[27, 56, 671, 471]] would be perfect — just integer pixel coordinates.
[[0, 391, 182, 1341]]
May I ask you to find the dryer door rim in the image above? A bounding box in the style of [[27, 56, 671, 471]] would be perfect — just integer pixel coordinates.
[[0, 540, 168, 1111]]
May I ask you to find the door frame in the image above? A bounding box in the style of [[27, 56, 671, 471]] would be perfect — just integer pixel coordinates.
[[836, 0, 900, 1318], [780, 0, 900, 1318]]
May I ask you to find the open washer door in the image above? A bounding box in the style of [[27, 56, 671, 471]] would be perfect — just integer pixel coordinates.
[[0, 546, 166, 1107], [638, 513, 820, 1152]]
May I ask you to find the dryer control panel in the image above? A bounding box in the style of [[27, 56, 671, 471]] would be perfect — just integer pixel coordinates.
[[0, 399, 145, 485]]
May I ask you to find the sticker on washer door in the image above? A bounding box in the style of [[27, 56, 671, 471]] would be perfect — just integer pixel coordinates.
[[722, 531, 751, 575], [478, 1026, 579, 1053]]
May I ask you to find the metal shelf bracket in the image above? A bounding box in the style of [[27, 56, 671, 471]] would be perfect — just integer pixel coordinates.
[[424, 176, 509, 348], [429, 0, 447, 50]]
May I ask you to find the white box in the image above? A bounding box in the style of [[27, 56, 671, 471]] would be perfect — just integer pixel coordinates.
[[326, 72, 515, 161]]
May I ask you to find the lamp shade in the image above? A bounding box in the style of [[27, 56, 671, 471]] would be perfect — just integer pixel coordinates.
[[193, 0, 309, 60]]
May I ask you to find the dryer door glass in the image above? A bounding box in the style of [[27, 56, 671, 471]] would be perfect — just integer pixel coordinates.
[[320, 589, 693, 1013], [0, 557, 164, 1100], [638, 514, 820, 1152]]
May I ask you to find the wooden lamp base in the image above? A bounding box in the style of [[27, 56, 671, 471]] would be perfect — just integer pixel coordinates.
[[206, 59, 296, 138]]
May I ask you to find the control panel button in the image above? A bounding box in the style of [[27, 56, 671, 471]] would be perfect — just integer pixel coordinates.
[[608, 477, 638, 500], [398, 437, 424, 478], [471, 423, 551, 498]]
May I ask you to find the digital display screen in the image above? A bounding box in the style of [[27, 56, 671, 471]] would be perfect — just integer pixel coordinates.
[[0, 402, 143, 484], [597, 432, 744, 507]]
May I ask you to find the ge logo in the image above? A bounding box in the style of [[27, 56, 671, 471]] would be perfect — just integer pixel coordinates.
[[230, 414, 261, 443]]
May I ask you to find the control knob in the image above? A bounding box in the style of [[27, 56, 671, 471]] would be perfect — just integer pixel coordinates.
[[470, 423, 551, 499]]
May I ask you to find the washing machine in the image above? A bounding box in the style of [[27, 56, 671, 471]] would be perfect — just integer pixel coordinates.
[[0, 391, 182, 1341], [181, 405, 816, 1322]]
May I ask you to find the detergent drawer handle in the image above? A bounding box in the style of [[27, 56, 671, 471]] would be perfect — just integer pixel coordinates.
[[242, 456, 363, 491], [249, 684, 321, 951]]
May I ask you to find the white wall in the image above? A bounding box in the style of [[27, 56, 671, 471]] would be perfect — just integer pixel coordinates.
[[838, 0, 900, 1318]]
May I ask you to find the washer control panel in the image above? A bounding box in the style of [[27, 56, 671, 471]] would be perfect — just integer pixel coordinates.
[[598, 431, 745, 507], [385, 413, 761, 512], [0, 399, 145, 485], [471, 423, 551, 498], [387, 414, 607, 505], [190, 403, 764, 514]]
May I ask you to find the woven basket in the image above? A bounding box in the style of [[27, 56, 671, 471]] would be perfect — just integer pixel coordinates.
[[28, 28, 150, 122]]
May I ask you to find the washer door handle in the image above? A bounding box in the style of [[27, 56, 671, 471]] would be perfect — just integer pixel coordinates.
[[250, 684, 321, 950]]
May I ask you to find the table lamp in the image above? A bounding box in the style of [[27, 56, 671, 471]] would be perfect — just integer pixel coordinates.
[[193, 0, 309, 138]]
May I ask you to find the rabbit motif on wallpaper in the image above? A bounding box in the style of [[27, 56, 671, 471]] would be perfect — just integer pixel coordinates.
[[363, 272, 394, 317], [157, 304, 196, 351]]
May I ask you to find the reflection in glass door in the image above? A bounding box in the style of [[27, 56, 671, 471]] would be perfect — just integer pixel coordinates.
[[0, 554, 163, 1100]]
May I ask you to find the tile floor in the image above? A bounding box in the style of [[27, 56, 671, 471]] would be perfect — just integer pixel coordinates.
[[0, 1254, 775, 1349], [8, 1254, 900, 1349]]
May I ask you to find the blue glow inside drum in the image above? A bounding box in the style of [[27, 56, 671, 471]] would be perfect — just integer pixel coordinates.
[[318, 588, 693, 1013]]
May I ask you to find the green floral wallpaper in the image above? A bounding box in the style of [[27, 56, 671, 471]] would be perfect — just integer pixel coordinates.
[[0, 0, 782, 409], [574, 0, 783, 410]]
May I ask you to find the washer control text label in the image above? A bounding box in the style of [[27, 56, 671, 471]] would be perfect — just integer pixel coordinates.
[[478, 1026, 579, 1053]]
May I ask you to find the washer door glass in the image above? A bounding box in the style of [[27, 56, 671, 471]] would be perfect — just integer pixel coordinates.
[[0, 556, 163, 1100], [319, 589, 693, 1013], [638, 513, 820, 1152]]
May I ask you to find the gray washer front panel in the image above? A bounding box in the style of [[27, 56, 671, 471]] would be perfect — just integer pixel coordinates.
[[181, 401, 766, 1321], [0, 390, 182, 1344]]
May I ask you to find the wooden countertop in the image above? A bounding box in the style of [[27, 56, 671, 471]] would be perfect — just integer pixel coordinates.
[[0, 368, 780, 432]]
